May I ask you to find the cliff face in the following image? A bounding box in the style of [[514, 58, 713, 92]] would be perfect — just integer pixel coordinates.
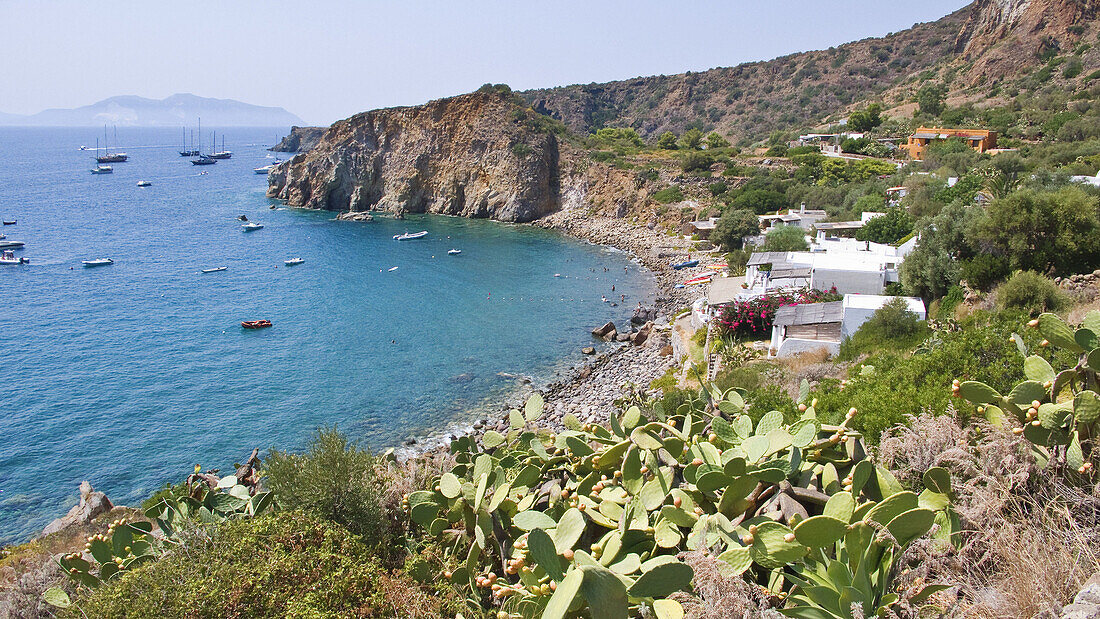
[[270, 126, 326, 153], [267, 92, 560, 222], [953, 0, 1100, 84]]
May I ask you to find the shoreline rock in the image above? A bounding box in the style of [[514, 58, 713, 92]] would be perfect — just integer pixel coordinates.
[[38, 482, 114, 538]]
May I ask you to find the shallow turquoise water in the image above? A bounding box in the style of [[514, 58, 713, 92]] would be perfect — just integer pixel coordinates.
[[0, 127, 654, 544]]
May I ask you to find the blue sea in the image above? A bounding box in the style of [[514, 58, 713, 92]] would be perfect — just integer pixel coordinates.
[[0, 127, 655, 544]]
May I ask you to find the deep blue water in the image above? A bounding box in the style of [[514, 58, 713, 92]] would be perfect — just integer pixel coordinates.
[[0, 127, 654, 544]]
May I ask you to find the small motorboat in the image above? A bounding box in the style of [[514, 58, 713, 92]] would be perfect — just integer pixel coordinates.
[[90, 165, 113, 175], [284, 258, 305, 266], [387, 266, 398, 272], [254, 164, 276, 174], [241, 320, 272, 329], [671, 259, 699, 270], [137, 180, 152, 187], [82, 258, 114, 267], [0, 250, 28, 265], [242, 222, 264, 232], [0, 240, 25, 249], [201, 267, 227, 273], [237, 215, 248, 221], [447, 249, 461, 255], [2, 220, 15, 225], [393, 230, 428, 241]]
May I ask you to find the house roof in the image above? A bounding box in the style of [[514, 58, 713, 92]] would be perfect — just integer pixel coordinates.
[[769, 267, 813, 279], [815, 221, 864, 231], [707, 277, 746, 306], [747, 252, 790, 266], [911, 132, 939, 139], [774, 301, 844, 327]]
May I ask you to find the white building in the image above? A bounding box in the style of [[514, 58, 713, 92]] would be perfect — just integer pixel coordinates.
[[758, 203, 827, 231], [743, 237, 914, 297], [769, 294, 926, 358]]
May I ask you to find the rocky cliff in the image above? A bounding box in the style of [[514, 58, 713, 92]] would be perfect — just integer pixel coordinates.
[[270, 126, 326, 152], [953, 0, 1100, 84], [267, 91, 561, 222]]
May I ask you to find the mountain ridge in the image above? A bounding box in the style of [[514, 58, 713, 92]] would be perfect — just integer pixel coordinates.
[[0, 93, 304, 127]]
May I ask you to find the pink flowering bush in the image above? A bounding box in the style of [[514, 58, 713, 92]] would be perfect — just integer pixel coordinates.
[[716, 287, 840, 338]]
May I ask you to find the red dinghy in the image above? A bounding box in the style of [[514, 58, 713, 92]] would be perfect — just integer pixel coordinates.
[[241, 320, 272, 329]]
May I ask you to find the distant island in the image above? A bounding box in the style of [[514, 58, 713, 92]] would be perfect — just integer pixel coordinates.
[[0, 93, 305, 127]]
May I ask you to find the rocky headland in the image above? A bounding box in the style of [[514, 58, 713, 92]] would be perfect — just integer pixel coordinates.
[[270, 126, 326, 153], [267, 91, 561, 222]]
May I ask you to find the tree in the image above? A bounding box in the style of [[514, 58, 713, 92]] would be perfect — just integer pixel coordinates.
[[705, 132, 731, 149], [681, 151, 715, 173], [847, 103, 882, 132], [855, 208, 914, 245], [679, 128, 703, 150], [731, 188, 789, 215], [593, 127, 643, 148], [712, 209, 760, 251], [656, 131, 678, 150], [974, 187, 1100, 276], [900, 202, 985, 300], [761, 225, 808, 252], [916, 83, 947, 117]]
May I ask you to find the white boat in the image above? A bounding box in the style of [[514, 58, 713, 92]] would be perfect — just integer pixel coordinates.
[[242, 222, 264, 232], [393, 230, 427, 241], [201, 266, 227, 273], [137, 180, 152, 187], [0, 240, 24, 249], [91, 165, 113, 175], [447, 249, 462, 255], [284, 258, 304, 266], [0, 250, 27, 265], [82, 258, 113, 267], [388, 266, 398, 272], [254, 164, 276, 175]]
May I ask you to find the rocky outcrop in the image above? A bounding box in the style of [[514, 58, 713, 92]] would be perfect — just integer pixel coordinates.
[[953, 0, 1099, 84], [270, 126, 326, 153], [267, 92, 561, 223], [38, 482, 113, 538]]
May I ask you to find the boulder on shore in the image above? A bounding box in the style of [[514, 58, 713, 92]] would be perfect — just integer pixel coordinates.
[[591, 321, 616, 338], [39, 482, 113, 538], [581, 346, 596, 355]]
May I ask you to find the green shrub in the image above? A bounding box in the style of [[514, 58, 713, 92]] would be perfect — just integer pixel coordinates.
[[812, 310, 1043, 441], [139, 482, 189, 511], [961, 254, 1011, 291], [838, 298, 930, 360], [71, 512, 460, 618], [995, 271, 1066, 314], [937, 285, 965, 319], [653, 185, 684, 204], [264, 428, 395, 557]]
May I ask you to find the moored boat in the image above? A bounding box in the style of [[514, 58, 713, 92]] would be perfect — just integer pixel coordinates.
[[241, 320, 272, 329], [447, 249, 462, 255], [0, 250, 28, 265], [671, 259, 699, 270], [0, 240, 25, 249], [82, 258, 113, 267], [91, 165, 113, 174], [201, 266, 227, 273], [137, 180, 152, 187], [191, 155, 216, 166], [2, 220, 15, 225], [284, 257, 305, 266], [254, 164, 276, 174], [393, 230, 428, 241], [242, 222, 264, 232]]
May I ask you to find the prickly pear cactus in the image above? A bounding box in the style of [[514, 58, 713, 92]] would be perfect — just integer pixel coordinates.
[[956, 311, 1100, 475], [58, 518, 157, 588], [407, 390, 953, 618]]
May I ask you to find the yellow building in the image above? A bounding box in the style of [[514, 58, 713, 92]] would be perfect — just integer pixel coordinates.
[[901, 127, 997, 160]]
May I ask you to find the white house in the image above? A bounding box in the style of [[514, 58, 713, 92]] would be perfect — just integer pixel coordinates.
[[769, 294, 926, 358], [743, 237, 913, 297], [758, 203, 827, 231]]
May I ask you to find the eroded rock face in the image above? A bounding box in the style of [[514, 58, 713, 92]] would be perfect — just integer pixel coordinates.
[[270, 126, 326, 153], [267, 92, 561, 223]]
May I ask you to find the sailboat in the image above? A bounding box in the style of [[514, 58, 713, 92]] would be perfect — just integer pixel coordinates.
[[96, 126, 128, 163], [209, 132, 232, 159], [91, 138, 114, 174], [191, 118, 216, 166], [179, 127, 199, 157]]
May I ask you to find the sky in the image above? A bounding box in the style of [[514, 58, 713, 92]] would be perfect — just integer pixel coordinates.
[[0, 1, 968, 125]]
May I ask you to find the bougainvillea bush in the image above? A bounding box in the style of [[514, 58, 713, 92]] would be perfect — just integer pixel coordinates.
[[715, 287, 840, 338]]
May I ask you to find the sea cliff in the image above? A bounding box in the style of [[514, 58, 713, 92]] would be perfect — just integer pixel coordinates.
[[267, 91, 561, 223], [270, 126, 326, 153]]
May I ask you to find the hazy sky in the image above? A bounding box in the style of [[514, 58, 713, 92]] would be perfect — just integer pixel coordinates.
[[1, 1, 967, 125]]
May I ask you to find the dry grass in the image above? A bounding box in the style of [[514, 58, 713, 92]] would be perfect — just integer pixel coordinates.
[[878, 413, 1100, 617], [673, 550, 783, 619]]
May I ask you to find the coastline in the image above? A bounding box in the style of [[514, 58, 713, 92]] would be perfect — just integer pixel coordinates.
[[395, 201, 714, 456]]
